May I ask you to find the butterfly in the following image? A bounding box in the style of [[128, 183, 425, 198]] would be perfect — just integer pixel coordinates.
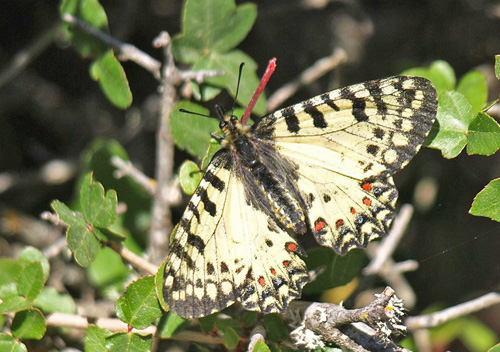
[[162, 74, 437, 319]]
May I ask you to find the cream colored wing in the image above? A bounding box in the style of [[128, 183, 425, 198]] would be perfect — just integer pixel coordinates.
[[254, 76, 437, 254], [163, 150, 309, 318]]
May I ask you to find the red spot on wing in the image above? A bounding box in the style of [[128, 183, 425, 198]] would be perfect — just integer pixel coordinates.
[[351, 207, 356, 214], [283, 260, 291, 267], [285, 242, 297, 252], [258, 277, 265, 287], [270, 268, 276, 275], [336, 219, 344, 228], [362, 182, 372, 191], [315, 220, 325, 232], [363, 197, 372, 206]]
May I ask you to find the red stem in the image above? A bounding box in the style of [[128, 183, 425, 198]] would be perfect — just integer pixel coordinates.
[[241, 57, 277, 125]]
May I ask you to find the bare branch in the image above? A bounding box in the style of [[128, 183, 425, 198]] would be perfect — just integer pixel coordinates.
[[107, 241, 157, 275], [148, 31, 176, 264], [288, 287, 409, 351], [111, 156, 156, 194], [178, 69, 225, 84], [364, 204, 415, 275], [406, 292, 500, 330], [0, 23, 61, 89], [267, 48, 347, 111], [62, 13, 162, 79], [247, 323, 266, 352]]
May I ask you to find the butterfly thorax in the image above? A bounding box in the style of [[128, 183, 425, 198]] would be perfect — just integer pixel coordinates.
[[220, 115, 307, 234]]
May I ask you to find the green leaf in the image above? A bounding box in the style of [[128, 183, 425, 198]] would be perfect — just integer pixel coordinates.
[[88, 246, 130, 289], [223, 327, 239, 350], [18, 247, 50, 283], [105, 332, 152, 352], [402, 60, 456, 95], [262, 314, 288, 342], [0, 295, 32, 314], [17, 262, 44, 301], [115, 276, 161, 330], [241, 311, 258, 328], [198, 314, 216, 333], [0, 259, 23, 298], [302, 247, 364, 294], [11, 308, 46, 340], [157, 313, 189, 338], [170, 101, 220, 159], [489, 343, 500, 352], [201, 138, 222, 170], [172, 0, 257, 63], [425, 91, 473, 158], [179, 160, 202, 195], [467, 112, 500, 155], [253, 340, 271, 352], [60, 0, 109, 57], [457, 70, 487, 116], [90, 50, 132, 109], [34, 287, 77, 314], [51, 200, 101, 267], [81, 172, 118, 228], [85, 325, 112, 352], [460, 318, 498, 352], [470, 178, 500, 221], [0, 333, 27, 352], [193, 50, 267, 116], [215, 317, 242, 334]]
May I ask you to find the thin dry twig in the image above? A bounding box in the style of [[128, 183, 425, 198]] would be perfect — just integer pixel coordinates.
[[266, 48, 347, 111], [63, 13, 162, 79], [111, 156, 156, 194], [405, 292, 500, 331], [148, 31, 176, 264], [107, 241, 157, 275], [45, 313, 226, 344], [362, 204, 417, 308], [0, 23, 61, 89], [364, 204, 415, 275], [247, 323, 266, 352]]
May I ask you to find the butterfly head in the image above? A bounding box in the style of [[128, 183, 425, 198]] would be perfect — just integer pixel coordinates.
[[217, 105, 251, 147]]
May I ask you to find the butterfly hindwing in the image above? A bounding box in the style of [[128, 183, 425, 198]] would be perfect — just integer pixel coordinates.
[[163, 150, 309, 318], [254, 76, 437, 254]]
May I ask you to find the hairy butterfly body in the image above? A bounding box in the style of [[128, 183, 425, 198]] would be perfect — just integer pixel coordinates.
[[163, 75, 437, 318]]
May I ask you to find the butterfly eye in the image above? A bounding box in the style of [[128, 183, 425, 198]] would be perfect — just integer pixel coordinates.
[[230, 115, 238, 124], [219, 120, 227, 130]]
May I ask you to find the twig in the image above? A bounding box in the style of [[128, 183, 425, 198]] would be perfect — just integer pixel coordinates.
[[179, 69, 225, 84], [0, 23, 61, 89], [63, 13, 162, 79], [405, 292, 500, 330], [288, 287, 409, 351], [107, 241, 157, 275], [266, 48, 347, 111], [362, 204, 417, 309], [111, 156, 156, 194], [247, 323, 266, 352], [45, 313, 226, 344], [148, 31, 176, 264], [364, 204, 415, 275]]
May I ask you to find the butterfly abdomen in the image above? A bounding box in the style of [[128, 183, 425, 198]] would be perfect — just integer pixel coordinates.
[[232, 135, 307, 234]]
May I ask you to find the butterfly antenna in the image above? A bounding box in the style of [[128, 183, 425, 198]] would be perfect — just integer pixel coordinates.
[[231, 62, 245, 116], [241, 57, 277, 125], [179, 108, 213, 119]]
